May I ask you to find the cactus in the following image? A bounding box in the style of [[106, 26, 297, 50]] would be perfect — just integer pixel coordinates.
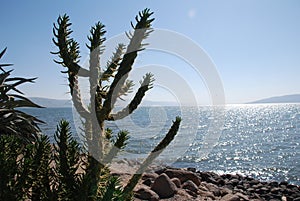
[[52, 9, 181, 200]]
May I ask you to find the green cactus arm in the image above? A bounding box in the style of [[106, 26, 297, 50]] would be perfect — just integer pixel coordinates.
[[102, 130, 129, 164], [96, 44, 126, 108], [52, 14, 89, 94], [71, 76, 90, 119], [106, 73, 154, 121], [122, 117, 181, 199], [86, 22, 106, 53], [100, 44, 125, 82], [99, 9, 154, 123], [52, 14, 90, 118], [117, 79, 135, 101], [87, 22, 106, 118]]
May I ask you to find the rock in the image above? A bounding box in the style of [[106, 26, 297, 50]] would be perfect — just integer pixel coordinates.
[[187, 167, 196, 172], [135, 188, 159, 201], [269, 181, 279, 187], [184, 189, 198, 197], [257, 186, 269, 194], [151, 173, 177, 198], [270, 187, 281, 194], [200, 172, 218, 184], [165, 169, 201, 186], [236, 184, 244, 190], [243, 183, 250, 189], [225, 184, 234, 190], [219, 187, 232, 196], [198, 189, 215, 199], [280, 181, 289, 186], [142, 173, 158, 180], [154, 168, 167, 175], [199, 184, 209, 192], [142, 178, 152, 186], [176, 188, 195, 199], [217, 178, 226, 186], [171, 177, 181, 188], [252, 183, 263, 189], [221, 193, 241, 201], [182, 180, 199, 193], [249, 179, 260, 186], [228, 179, 240, 186], [235, 192, 250, 201], [202, 182, 221, 196]]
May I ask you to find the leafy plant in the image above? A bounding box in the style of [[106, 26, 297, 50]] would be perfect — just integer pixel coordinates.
[[0, 133, 53, 200], [0, 48, 43, 143], [52, 8, 181, 200]]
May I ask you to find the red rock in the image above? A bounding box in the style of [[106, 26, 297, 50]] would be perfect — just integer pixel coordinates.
[[142, 173, 158, 180], [142, 178, 152, 186], [135, 187, 159, 201], [221, 193, 241, 201], [198, 189, 215, 199], [151, 173, 177, 198], [202, 182, 220, 194], [164, 169, 201, 186], [235, 192, 250, 201], [184, 189, 198, 197], [171, 177, 181, 188], [182, 180, 199, 193]]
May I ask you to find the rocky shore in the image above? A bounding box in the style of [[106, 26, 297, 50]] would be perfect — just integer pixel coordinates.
[[110, 160, 300, 201]]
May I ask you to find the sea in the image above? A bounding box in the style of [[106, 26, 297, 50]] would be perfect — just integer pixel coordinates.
[[21, 104, 300, 185]]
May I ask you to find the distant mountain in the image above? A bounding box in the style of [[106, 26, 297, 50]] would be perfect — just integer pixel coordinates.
[[249, 94, 300, 104], [30, 97, 72, 108], [29, 97, 178, 108]]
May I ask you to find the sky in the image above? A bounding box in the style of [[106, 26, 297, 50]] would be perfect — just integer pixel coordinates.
[[1, 0, 300, 104]]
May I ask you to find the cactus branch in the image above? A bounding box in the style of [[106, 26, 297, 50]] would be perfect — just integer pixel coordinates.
[[99, 9, 154, 123], [52, 14, 89, 94], [102, 130, 129, 164], [122, 117, 181, 199], [106, 73, 154, 121], [100, 44, 125, 82], [71, 77, 90, 119], [87, 22, 106, 143]]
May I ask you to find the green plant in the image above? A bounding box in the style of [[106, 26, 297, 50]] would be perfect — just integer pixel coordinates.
[[0, 48, 43, 143], [0, 133, 54, 200], [52, 8, 181, 200]]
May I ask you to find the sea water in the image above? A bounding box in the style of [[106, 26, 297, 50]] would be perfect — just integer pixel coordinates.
[[21, 104, 300, 185]]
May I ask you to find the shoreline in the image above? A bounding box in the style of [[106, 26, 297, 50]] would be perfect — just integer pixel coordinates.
[[111, 159, 300, 201]]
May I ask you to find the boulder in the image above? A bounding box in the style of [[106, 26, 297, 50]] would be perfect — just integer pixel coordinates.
[[202, 182, 221, 196], [221, 193, 241, 201], [187, 167, 196, 172], [165, 169, 201, 186], [142, 178, 152, 186], [182, 180, 199, 193], [171, 177, 181, 188], [142, 173, 159, 180], [135, 187, 159, 201], [151, 173, 177, 198], [198, 189, 215, 199], [200, 172, 218, 184]]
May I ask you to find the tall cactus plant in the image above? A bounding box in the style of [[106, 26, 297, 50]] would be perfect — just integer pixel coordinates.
[[52, 8, 181, 199]]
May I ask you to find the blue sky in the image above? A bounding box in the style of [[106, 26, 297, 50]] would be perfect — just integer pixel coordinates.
[[1, 0, 300, 104]]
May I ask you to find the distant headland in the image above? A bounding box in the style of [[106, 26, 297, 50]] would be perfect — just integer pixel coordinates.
[[248, 94, 300, 104]]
